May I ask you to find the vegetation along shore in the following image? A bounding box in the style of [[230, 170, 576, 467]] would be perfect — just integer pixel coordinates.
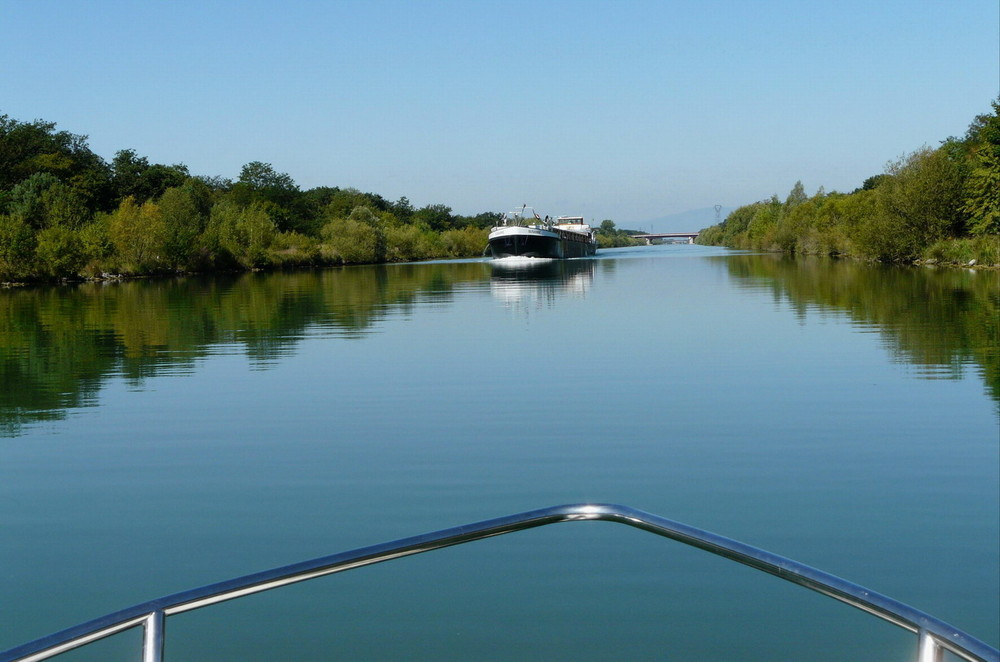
[[697, 99, 999, 267], [0, 113, 644, 285], [2, 100, 995, 284]]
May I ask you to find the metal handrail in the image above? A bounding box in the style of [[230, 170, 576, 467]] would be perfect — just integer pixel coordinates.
[[2, 503, 997, 662]]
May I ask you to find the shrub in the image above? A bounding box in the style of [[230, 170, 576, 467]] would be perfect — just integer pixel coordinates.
[[440, 227, 488, 257], [867, 147, 964, 260], [35, 226, 85, 278], [157, 186, 205, 270], [270, 231, 320, 266], [925, 236, 1000, 265], [385, 223, 431, 261], [321, 218, 380, 264], [211, 200, 277, 268], [108, 197, 167, 273], [963, 150, 1000, 235], [0, 214, 37, 280], [320, 206, 386, 264]]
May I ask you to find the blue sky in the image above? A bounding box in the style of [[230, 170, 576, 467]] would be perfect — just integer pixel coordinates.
[[2, 0, 997, 225]]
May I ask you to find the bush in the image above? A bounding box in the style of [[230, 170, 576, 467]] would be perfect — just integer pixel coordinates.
[[35, 226, 85, 278], [77, 214, 114, 277], [157, 186, 205, 270], [865, 148, 964, 260], [695, 224, 724, 246], [385, 223, 434, 261], [269, 231, 320, 266], [321, 218, 379, 264], [925, 236, 1000, 265], [211, 200, 278, 268], [440, 227, 488, 257], [746, 196, 783, 248], [108, 197, 167, 273], [319, 206, 387, 264], [0, 214, 37, 280], [975, 235, 1000, 264], [963, 149, 1000, 235]]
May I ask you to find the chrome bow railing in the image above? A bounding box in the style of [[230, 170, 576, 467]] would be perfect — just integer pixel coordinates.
[[2, 503, 997, 662]]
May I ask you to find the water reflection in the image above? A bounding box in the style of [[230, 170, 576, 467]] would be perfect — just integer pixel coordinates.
[[0, 263, 490, 437], [1, 253, 996, 437], [490, 258, 595, 314], [721, 254, 999, 402]]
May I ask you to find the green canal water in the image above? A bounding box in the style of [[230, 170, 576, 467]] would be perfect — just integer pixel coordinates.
[[1, 245, 997, 660]]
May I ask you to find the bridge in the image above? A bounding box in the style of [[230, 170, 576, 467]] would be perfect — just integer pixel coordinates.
[[631, 232, 700, 245]]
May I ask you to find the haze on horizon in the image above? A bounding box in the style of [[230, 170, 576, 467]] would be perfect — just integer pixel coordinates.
[[2, 0, 997, 225]]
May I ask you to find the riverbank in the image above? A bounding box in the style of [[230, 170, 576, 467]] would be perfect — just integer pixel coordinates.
[[697, 100, 999, 266], [696, 216, 999, 268]]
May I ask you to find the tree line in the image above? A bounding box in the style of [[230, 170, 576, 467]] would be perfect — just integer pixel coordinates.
[[0, 113, 512, 282], [697, 99, 999, 265], [595, 219, 646, 248]]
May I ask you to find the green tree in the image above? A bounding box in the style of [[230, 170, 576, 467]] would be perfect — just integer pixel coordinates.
[[963, 149, 1000, 235], [297, 186, 343, 234], [78, 214, 114, 275], [856, 174, 891, 192], [211, 200, 277, 268], [0, 214, 36, 279], [785, 180, 808, 208], [111, 149, 189, 204], [0, 115, 110, 198], [157, 186, 205, 269], [5, 172, 60, 227], [870, 147, 964, 260], [108, 197, 168, 273], [391, 196, 414, 222], [5, 173, 92, 230], [463, 211, 502, 229], [232, 161, 304, 232], [716, 202, 761, 246], [35, 226, 85, 278], [440, 226, 488, 257], [412, 204, 453, 232], [962, 99, 1000, 236], [320, 206, 386, 264], [321, 188, 389, 221], [747, 196, 784, 247], [237, 161, 297, 193], [41, 181, 90, 229], [111, 149, 152, 199], [385, 223, 432, 261], [964, 98, 1000, 147]]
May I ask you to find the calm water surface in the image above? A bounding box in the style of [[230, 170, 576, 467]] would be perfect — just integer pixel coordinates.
[[1, 245, 997, 660]]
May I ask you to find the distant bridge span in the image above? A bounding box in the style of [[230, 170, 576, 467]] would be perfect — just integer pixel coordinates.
[[631, 232, 700, 245]]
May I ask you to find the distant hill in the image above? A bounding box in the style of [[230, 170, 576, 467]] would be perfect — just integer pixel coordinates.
[[627, 206, 734, 234]]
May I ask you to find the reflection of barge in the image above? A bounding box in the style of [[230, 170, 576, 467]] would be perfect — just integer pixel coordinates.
[[487, 206, 598, 259], [490, 258, 595, 312]]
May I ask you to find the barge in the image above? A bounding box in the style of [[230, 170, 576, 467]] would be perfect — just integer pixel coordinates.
[[487, 205, 598, 259]]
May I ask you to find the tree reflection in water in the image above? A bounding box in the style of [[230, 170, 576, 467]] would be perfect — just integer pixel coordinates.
[[1, 255, 996, 437]]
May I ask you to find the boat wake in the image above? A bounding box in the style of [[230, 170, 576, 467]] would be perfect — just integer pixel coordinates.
[[490, 256, 556, 268]]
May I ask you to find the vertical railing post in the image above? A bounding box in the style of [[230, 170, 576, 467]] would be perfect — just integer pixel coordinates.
[[142, 611, 165, 662], [918, 629, 944, 662]]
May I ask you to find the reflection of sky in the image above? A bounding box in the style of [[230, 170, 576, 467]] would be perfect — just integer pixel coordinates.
[[2, 245, 997, 657]]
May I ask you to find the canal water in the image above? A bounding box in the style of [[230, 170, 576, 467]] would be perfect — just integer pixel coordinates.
[[1, 245, 997, 661]]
